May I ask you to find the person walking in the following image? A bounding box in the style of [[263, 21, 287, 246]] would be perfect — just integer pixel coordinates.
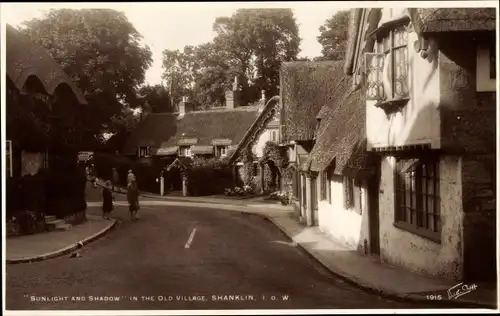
[[127, 178, 140, 221], [112, 168, 120, 192], [102, 180, 114, 220], [127, 169, 136, 187]]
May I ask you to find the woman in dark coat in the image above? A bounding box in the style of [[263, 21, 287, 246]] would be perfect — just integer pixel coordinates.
[[102, 181, 114, 219], [127, 179, 140, 221]]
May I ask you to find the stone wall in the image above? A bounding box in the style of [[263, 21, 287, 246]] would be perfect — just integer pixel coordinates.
[[438, 32, 497, 282], [461, 156, 497, 282], [378, 155, 463, 281]]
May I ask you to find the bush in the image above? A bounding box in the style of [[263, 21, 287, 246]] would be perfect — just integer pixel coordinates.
[[45, 166, 87, 218], [6, 173, 47, 236], [10, 210, 45, 235], [6, 149, 87, 235], [269, 190, 292, 205], [6, 173, 46, 217], [223, 184, 255, 197], [187, 157, 234, 196]]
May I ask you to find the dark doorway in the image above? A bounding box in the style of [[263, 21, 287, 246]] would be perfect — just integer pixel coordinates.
[[311, 174, 318, 226], [167, 166, 182, 192], [368, 169, 381, 256], [301, 174, 307, 219]]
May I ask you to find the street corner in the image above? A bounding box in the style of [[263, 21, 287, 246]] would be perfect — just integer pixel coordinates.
[[6, 217, 119, 265]]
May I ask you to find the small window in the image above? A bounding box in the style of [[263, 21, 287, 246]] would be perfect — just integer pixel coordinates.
[[215, 145, 228, 158], [179, 146, 191, 157], [394, 156, 441, 242], [270, 130, 278, 142], [320, 170, 328, 201], [343, 176, 354, 209], [139, 146, 150, 157]]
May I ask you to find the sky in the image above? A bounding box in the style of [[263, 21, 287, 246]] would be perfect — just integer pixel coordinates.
[[1, 2, 352, 86]]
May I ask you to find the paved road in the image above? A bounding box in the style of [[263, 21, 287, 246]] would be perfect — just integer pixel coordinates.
[[6, 202, 439, 310]]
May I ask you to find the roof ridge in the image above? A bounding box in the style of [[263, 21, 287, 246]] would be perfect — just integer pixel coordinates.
[[282, 60, 345, 67], [188, 106, 260, 114]]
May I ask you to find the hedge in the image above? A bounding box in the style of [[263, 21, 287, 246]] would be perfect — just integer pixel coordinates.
[[186, 157, 234, 196], [6, 164, 87, 235]]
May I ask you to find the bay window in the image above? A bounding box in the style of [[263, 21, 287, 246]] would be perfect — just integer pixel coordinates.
[[365, 25, 409, 102]]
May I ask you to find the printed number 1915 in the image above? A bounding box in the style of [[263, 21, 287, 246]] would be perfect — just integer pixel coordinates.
[[426, 295, 442, 300]]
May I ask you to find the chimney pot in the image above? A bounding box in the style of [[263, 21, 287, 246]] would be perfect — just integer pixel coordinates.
[[225, 89, 240, 109]]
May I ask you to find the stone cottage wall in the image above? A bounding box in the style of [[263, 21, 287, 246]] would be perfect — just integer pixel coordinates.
[[378, 155, 463, 281], [438, 33, 497, 282]]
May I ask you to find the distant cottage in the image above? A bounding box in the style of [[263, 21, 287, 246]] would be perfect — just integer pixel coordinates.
[[123, 83, 281, 193]]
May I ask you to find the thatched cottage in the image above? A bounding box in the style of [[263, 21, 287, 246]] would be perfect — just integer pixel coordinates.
[[6, 23, 89, 233], [344, 8, 496, 282], [122, 85, 282, 194], [279, 60, 373, 228], [6, 23, 88, 177]]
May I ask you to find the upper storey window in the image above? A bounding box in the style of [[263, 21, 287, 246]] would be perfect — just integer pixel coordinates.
[[365, 25, 409, 102]]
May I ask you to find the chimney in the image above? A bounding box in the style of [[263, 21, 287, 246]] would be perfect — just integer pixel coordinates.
[[178, 96, 189, 116], [259, 89, 266, 108], [225, 76, 240, 109]]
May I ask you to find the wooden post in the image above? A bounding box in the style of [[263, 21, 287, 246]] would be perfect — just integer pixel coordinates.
[[160, 176, 164, 196], [260, 164, 265, 194], [306, 175, 313, 227], [300, 173, 306, 221], [182, 175, 188, 197]]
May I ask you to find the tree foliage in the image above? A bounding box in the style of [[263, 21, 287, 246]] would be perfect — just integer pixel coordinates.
[[162, 8, 300, 110], [19, 8, 153, 142], [137, 84, 173, 113], [317, 10, 350, 61]]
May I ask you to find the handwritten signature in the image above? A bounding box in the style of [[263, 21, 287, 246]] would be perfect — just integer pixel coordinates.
[[447, 283, 478, 300]]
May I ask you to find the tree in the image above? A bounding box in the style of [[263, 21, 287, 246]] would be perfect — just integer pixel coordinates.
[[161, 8, 301, 109], [317, 10, 350, 61], [105, 107, 142, 152], [20, 9, 153, 142], [213, 9, 300, 102], [137, 84, 173, 113], [162, 47, 196, 107], [192, 41, 233, 109]]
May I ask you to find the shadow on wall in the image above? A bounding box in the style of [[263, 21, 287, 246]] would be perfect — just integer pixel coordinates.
[[337, 60, 495, 282], [438, 33, 497, 283], [386, 97, 495, 282]]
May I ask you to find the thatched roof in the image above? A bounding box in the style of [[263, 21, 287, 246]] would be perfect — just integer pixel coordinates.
[[191, 145, 214, 155], [344, 9, 364, 75], [410, 8, 496, 33], [345, 8, 496, 75], [122, 107, 260, 155], [308, 88, 371, 174], [228, 95, 281, 163], [5, 24, 87, 105], [281, 61, 349, 142]]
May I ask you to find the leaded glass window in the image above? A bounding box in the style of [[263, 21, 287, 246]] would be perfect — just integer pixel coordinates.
[[365, 25, 409, 101]]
